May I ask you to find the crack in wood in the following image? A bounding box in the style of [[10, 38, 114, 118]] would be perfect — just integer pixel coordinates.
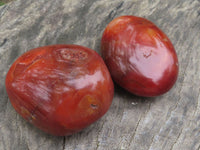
[[169, 127, 183, 150], [127, 115, 142, 149], [197, 143, 200, 150], [108, 1, 124, 20], [63, 136, 66, 150], [0, 4, 8, 18], [95, 119, 106, 150], [147, 135, 155, 150], [192, 88, 200, 118], [116, 1, 124, 10], [119, 99, 126, 123], [0, 38, 7, 47], [26, 141, 31, 150], [127, 102, 152, 149]]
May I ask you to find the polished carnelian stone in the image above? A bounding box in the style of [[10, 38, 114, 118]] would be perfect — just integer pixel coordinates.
[[101, 16, 178, 97], [6, 45, 114, 136]]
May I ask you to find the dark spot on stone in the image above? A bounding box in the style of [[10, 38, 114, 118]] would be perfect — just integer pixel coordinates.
[[143, 49, 153, 58], [90, 104, 98, 109]]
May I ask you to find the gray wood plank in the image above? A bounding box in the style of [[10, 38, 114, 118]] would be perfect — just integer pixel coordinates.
[[0, 0, 200, 150]]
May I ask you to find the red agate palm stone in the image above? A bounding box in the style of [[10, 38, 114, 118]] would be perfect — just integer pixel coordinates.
[[101, 16, 178, 97], [5, 45, 114, 136]]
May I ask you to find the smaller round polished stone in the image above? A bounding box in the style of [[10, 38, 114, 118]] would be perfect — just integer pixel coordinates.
[[101, 16, 178, 97]]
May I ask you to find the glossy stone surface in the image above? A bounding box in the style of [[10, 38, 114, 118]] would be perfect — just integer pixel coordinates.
[[101, 16, 178, 97], [5, 45, 114, 136]]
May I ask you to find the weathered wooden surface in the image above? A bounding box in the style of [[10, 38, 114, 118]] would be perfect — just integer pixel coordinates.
[[0, 0, 200, 150]]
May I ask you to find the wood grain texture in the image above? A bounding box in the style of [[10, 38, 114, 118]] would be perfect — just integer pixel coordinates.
[[0, 0, 200, 150]]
